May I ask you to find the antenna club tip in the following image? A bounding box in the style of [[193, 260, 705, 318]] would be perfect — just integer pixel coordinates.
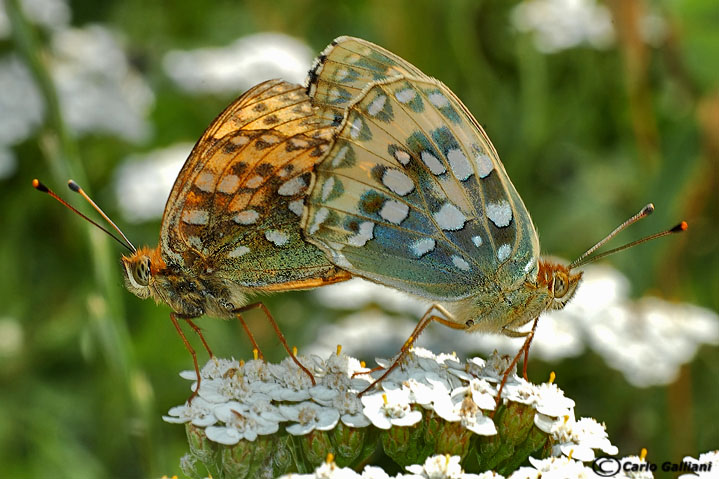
[[643, 203, 655, 215], [32, 179, 49, 192], [672, 221, 688, 233], [67, 180, 80, 192]]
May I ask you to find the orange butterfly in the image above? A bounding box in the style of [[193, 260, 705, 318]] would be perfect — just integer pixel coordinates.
[[35, 79, 351, 400]]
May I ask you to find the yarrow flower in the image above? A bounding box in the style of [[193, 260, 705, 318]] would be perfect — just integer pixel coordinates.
[[406, 454, 465, 478], [404, 372, 451, 407], [617, 453, 654, 479], [268, 357, 314, 401], [162, 396, 216, 427], [361, 387, 423, 430], [433, 392, 498, 436], [199, 357, 241, 379], [280, 400, 340, 436], [533, 381, 576, 418], [519, 455, 601, 478], [205, 401, 278, 444], [546, 415, 618, 461], [467, 352, 517, 384]]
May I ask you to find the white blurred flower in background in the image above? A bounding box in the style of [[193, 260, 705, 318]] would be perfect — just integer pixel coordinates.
[[0, 55, 44, 178], [309, 277, 586, 362], [314, 279, 430, 317], [0, 317, 24, 359], [556, 266, 719, 386], [0, 0, 70, 39], [163, 32, 313, 94], [639, 11, 669, 47], [511, 0, 615, 53], [511, 0, 670, 53], [0, 148, 17, 180], [304, 310, 418, 361], [579, 295, 719, 387], [312, 266, 719, 388], [113, 143, 192, 223], [0, 0, 154, 180], [49, 25, 155, 142], [113, 32, 315, 222], [2, 0, 311, 187]]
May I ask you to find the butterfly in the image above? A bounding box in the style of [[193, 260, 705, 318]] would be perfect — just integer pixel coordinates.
[[302, 37, 685, 396], [36, 79, 351, 400]]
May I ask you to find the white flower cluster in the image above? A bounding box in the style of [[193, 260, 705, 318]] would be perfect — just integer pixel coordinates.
[[164, 353, 370, 445], [164, 347, 616, 465], [276, 450, 719, 479], [280, 454, 500, 479], [278, 453, 661, 479]]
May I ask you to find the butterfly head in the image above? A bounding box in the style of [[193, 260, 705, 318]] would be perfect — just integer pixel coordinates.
[[537, 259, 583, 311], [121, 246, 162, 300]]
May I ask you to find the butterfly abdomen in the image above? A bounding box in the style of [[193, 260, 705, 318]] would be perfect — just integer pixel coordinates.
[[451, 281, 548, 335]]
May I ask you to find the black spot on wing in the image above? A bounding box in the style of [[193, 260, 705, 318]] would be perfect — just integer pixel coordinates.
[[255, 163, 274, 176], [231, 162, 249, 177]]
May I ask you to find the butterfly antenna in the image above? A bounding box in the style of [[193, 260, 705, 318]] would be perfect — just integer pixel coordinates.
[[32, 179, 136, 254], [67, 180, 136, 253], [570, 221, 687, 269], [569, 203, 686, 269], [571, 203, 655, 268]]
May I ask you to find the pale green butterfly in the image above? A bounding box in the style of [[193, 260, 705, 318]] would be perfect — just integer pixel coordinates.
[[302, 37, 685, 394]]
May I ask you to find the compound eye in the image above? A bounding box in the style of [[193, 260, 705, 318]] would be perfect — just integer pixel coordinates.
[[553, 272, 568, 298], [133, 257, 151, 286]]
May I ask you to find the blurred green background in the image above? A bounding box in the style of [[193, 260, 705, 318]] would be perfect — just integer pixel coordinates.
[[1, 0, 717, 477]]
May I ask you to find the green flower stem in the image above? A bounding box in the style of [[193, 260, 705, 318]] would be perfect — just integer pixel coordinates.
[[332, 423, 367, 467], [6, 0, 157, 474]]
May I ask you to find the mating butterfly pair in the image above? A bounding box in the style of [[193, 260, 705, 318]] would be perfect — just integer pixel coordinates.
[[41, 36, 684, 400], [128, 36, 578, 381]]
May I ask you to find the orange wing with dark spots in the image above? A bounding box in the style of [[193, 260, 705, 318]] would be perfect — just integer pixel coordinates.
[[159, 79, 350, 289]]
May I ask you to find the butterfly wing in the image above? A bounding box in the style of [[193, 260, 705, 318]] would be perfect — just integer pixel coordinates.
[[307, 36, 425, 126], [160, 79, 349, 290], [304, 39, 539, 301]]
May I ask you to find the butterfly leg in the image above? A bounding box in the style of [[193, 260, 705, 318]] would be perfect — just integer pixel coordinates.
[[233, 302, 316, 386], [522, 328, 533, 379], [184, 317, 214, 357], [170, 313, 202, 404], [349, 314, 449, 379], [231, 313, 264, 360], [358, 304, 464, 396], [350, 309, 438, 379], [493, 318, 540, 413]]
